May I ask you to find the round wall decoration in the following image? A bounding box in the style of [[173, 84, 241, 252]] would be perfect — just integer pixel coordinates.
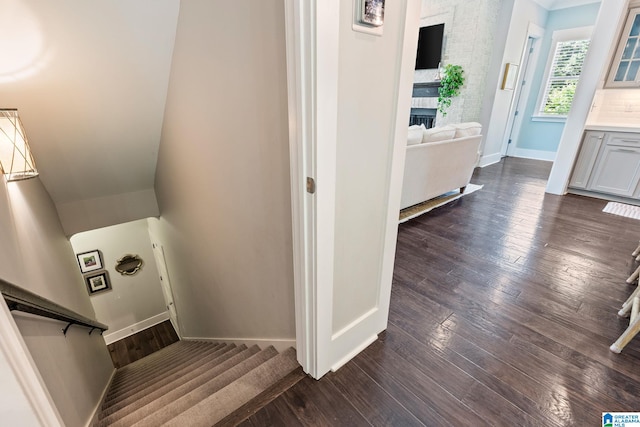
[[115, 254, 143, 276]]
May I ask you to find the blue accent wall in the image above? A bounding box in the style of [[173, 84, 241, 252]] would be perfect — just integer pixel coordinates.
[[515, 2, 600, 154]]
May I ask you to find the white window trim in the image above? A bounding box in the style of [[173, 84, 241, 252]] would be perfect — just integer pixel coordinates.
[[533, 26, 594, 120]]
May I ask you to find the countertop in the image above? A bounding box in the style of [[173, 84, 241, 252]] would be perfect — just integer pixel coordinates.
[[584, 123, 640, 133]]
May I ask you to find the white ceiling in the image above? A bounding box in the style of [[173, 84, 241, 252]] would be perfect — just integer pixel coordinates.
[[0, 0, 179, 205]]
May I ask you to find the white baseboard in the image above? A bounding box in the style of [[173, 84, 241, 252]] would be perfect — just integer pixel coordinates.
[[330, 333, 377, 373], [85, 367, 116, 427], [510, 147, 556, 162], [478, 152, 502, 167], [181, 336, 296, 353], [103, 312, 170, 345]]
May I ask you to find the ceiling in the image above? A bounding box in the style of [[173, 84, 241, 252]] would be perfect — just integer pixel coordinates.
[[0, 0, 179, 206]]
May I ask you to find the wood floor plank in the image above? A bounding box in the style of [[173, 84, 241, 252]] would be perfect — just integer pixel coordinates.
[[327, 362, 425, 426], [107, 320, 179, 368], [250, 158, 640, 425]]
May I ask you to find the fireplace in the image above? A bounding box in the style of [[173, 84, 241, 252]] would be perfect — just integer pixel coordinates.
[[409, 108, 437, 128], [410, 81, 440, 129]]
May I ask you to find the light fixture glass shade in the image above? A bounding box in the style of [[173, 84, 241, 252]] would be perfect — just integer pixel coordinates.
[[0, 109, 38, 181]]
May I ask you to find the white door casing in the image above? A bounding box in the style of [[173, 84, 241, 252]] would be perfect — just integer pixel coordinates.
[[500, 23, 545, 157], [284, 0, 421, 379], [150, 241, 180, 337]]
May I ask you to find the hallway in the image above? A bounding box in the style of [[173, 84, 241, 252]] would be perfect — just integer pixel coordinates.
[[240, 158, 640, 426]]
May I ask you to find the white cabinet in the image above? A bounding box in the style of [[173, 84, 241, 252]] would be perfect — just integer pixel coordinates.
[[570, 131, 640, 199], [607, 7, 640, 88], [569, 131, 604, 189], [590, 145, 640, 197]]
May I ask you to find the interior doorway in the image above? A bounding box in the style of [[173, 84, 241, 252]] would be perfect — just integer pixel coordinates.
[[150, 240, 180, 336], [502, 36, 537, 157], [500, 24, 545, 158]]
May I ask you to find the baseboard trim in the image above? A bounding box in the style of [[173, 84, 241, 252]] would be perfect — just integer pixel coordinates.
[[181, 336, 296, 353], [510, 148, 556, 162], [330, 333, 377, 373], [103, 312, 170, 345], [479, 152, 502, 167], [85, 367, 116, 427]]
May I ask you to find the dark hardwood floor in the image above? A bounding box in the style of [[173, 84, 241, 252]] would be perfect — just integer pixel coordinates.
[[240, 157, 640, 426], [107, 320, 179, 368]]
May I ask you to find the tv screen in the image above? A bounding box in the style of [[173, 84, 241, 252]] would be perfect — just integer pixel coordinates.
[[415, 24, 444, 70]]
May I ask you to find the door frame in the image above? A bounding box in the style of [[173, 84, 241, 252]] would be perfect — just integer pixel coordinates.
[[284, 0, 339, 379], [499, 23, 545, 157], [284, 0, 421, 379], [149, 240, 180, 338]]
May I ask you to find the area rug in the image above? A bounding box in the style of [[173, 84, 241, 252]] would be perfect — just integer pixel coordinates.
[[399, 183, 483, 223], [603, 201, 640, 220]]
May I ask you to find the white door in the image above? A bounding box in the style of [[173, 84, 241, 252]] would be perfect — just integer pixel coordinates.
[[284, 0, 421, 378], [500, 23, 545, 157], [151, 242, 180, 336]]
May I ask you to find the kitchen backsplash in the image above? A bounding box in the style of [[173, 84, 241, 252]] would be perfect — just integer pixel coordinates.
[[587, 89, 640, 126]]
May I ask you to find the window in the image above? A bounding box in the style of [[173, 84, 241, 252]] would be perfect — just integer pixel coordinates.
[[606, 7, 640, 88], [536, 27, 592, 120]]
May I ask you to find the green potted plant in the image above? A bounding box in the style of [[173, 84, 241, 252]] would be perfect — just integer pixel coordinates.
[[437, 64, 465, 116]]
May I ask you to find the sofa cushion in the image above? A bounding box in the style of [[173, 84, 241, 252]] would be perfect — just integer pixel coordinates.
[[422, 125, 456, 143], [407, 124, 426, 145], [454, 122, 482, 138]]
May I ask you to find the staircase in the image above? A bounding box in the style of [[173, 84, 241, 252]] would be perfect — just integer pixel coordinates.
[[96, 340, 303, 426]]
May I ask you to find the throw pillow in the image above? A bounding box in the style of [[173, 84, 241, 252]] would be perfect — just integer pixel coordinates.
[[454, 122, 482, 138], [422, 125, 456, 143], [407, 124, 426, 145]]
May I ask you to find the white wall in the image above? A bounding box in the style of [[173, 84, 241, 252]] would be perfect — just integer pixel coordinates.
[[152, 0, 295, 346], [481, 0, 549, 166], [57, 189, 159, 237], [0, 177, 113, 427], [70, 219, 167, 344], [0, 344, 41, 427]]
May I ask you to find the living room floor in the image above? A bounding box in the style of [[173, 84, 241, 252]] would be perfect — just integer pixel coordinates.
[[240, 157, 640, 426]]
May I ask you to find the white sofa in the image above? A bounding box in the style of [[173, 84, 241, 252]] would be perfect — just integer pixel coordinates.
[[400, 122, 482, 210]]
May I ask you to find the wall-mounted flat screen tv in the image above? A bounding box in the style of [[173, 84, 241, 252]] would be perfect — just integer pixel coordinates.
[[415, 24, 444, 70]]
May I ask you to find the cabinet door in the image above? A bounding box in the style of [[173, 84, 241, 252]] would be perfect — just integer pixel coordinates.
[[569, 131, 604, 189], [589, 145, 640, 197], [607, 7, 640, 87]]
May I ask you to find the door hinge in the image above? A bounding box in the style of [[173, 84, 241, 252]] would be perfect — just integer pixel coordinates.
[[514, 110, 519, 116], [306, 177, 316, 194], [508, 139, 512, 145]]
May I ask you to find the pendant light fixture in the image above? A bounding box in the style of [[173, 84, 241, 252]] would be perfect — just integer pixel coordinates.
[[0, 109, 38, 181]]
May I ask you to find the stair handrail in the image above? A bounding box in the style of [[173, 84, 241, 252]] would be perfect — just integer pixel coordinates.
[[0, 278, 108, 336]]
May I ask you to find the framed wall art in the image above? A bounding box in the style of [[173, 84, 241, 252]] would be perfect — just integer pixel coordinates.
[[353, 0, 385, 36], [85, 271, 111, 295], [501, 63, 519, 90], [76, 250, 104, 274]]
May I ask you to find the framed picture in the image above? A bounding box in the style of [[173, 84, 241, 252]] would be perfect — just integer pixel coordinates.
[[85, 271, 111, 295], [353, 0, 384, 36], [501, 63, 519, 90], [76, 250, 103, 273], [359, 0, 384, 27]]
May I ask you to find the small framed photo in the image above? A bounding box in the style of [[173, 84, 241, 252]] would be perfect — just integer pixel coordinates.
[[85, 271, 111, 295], [501, 63, 519, 90], [76, 250, 103, 274], [359, 0, 384, 27]]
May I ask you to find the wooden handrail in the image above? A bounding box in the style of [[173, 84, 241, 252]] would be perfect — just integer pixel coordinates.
[[0, 278, 108, 335]]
